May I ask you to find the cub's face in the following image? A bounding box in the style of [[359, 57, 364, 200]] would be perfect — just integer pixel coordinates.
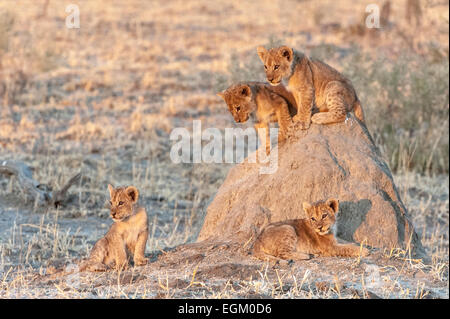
[[107, 184, 139, 222], [257, 46, 294, 86], [303, 199, 339, 236], [217, 84, 255, 123]]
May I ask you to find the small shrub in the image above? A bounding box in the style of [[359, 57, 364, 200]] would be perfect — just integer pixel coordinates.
[[341, 48, 449, 175]]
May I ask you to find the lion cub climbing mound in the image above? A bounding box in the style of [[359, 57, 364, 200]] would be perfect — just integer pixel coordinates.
[[256, 45, 365, 129], [217, 82, 297, 154], [80, 184, 149, 271], [252, 198, 369, 262]]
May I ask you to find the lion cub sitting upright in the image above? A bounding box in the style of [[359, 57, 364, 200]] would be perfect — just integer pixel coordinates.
[[252, 198, 369, 262], [256, 45, 365, 129], [80, 184, 149, 271], [217, 82, 297, 154]]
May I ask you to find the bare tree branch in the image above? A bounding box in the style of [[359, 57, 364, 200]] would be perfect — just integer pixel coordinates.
[[52, 172, 81, 208], [0, 160, 81, 208]]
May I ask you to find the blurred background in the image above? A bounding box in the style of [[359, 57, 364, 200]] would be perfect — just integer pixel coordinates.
[[0, 0, 448, 298]]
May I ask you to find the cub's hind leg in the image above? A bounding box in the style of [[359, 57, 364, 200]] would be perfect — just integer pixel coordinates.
[[279, 251, 311, 261], [311, 81, 348, 125], [273, 225, 310, 261], [252, 249, 285, 264], [79, 238, 109, 272], [253, 225, 310, 262], [325, 242, 369, 257]]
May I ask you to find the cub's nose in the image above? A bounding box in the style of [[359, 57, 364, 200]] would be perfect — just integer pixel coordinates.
[[268, 77, 274, 82]]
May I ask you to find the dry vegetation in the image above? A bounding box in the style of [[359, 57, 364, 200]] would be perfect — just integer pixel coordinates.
[[0, 0, 448, 298]]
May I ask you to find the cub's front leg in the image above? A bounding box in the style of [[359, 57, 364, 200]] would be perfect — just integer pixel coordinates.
[[292, 88, 314, 130], [110, 235, 128, 270], [255, 122, 271, 155], [291, 65, 314, 130], [133, 229, 149, 266], [275, 98, 294, 143], [292, 85, 314, 130]]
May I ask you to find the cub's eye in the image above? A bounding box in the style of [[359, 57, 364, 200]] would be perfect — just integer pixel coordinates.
[[322, 214, 328, 219], [236, 106, 241, 112], [118, 201, 124, 206], [264, 65, 268, 70], [311, 217, 316, 222], [274, 65, 280, 70]]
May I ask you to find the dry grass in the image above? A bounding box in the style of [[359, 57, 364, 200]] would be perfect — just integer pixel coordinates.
[[0, 0, 448, 298]]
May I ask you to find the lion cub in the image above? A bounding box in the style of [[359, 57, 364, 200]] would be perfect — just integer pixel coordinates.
[[252, 198, 369, 262], [256, 45, 365, 130], [80, 184, 149, 271], [217, 82, 297, 153]]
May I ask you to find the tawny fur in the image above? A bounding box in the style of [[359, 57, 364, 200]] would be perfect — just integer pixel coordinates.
[[256, 46, 365, 130], [217, 82, 297, 154], [79, 184, 149, 271], [252, 198, 369, 262]]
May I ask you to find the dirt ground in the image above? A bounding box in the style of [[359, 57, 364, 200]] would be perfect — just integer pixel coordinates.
[[0, 0, 448, 298]]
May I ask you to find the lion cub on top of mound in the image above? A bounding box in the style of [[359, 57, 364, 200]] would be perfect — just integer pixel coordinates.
[[80, 184, 148, 271], [252, 198, 369, 262], [256, 45, 365, 130], [217, 82, 297, 154]]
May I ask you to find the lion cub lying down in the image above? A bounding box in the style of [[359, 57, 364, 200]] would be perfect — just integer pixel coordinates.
[[80, 185, 148, 271], [217, 82, 297, 154], [252, 199, 369, 262]]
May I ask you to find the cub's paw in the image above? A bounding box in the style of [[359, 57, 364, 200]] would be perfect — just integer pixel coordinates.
[[276, 259, 290, 267], [277, 135, 287, 145], [297, 121, 310, 130], [134, 258, 148, 266], [83, 262, 108, 272], [292, 114, 302, 123], [310, 113, 323, 124], [361, 247, 370, 257], [292, 115, 311, 130], [114, 262, 129, 271], [285, 124, 296, 138]]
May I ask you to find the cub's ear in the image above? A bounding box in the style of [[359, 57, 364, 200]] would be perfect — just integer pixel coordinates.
[[326, 198, 339, 214], [278, 46, 293, 62], [216, 91, 225, 100], [240, 85, 251, 97], [257, 46, 267, 62], [126, 186, 139, 203], [302, 202, 312, 214], [107, 184, 115, 198]]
